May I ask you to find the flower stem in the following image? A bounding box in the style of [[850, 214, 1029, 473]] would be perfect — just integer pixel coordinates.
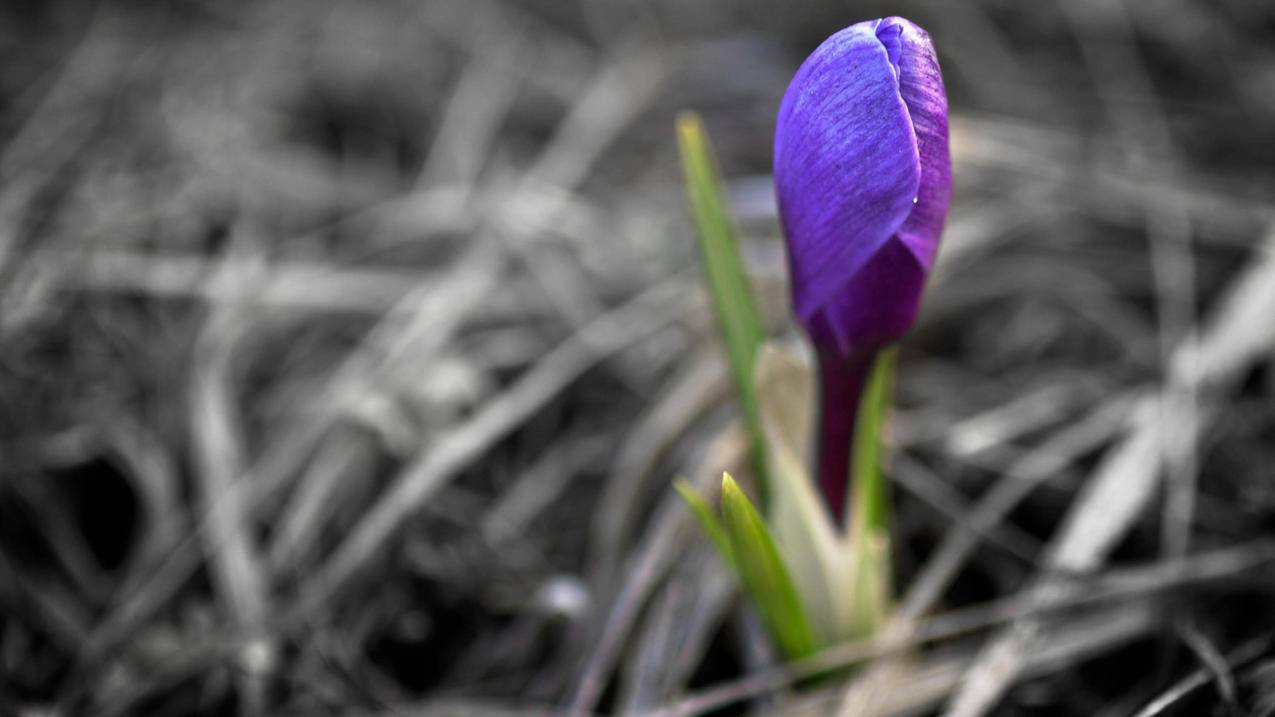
[[816, 347, 876, 524]]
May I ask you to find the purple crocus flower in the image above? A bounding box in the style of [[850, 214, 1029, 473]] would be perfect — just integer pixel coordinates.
[[774, 17, 951, 520]]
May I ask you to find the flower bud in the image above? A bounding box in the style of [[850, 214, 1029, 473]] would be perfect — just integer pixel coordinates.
[[774, 17, 951, 518]]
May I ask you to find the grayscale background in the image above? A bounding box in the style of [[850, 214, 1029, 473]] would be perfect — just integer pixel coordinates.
[[3, 1, 1274, 715]]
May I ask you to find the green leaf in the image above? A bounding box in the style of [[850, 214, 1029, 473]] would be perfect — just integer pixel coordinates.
[[847, 531, 892, 638], [719, 473, 818, 659], [850, 348, 897, 542], [677, 112, 769, 507], [674, 478, 735, 571], [845, 347, 898, 635], [753, 343, 843, 639]]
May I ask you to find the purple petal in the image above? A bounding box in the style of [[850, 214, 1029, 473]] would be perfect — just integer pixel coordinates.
[[805, 236, 927, 355], [811, 238, 926, 519], [884, 17, 952, 273], [814, 346, 874, 521], [774, 17, 951, 521], [774, 20, 921, 332], [775, 17, 951, 354]]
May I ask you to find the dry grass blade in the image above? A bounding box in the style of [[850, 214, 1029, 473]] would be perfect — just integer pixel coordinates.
[[1045, 396, 1166, 572], [417, 38, 522, 188], [1131, 636, 1271, 717], [191, 328, 266, 627], [1172, 226, 1275, 387], [481, 434, 613, 545], [296, 279, 685, 613], [1060, 0, 1200, 572], [941, 401, 1173, 717], [1176, 620, 1239, 707], [189, 250, 274, 716], [943, 376, 1106, 457], [834, 620, 917, 717], [820, 605, 1155, 717], [567, 425, 748, 715], [265, 242, 502, 564], [616, 549, 735, 714], [98, 417, 184, 574], [499, 51, 666, 331], [0, 8, 123, 279], [950, 112, 1274, 235], [899, 393, 1135, 620], [0, 559, 90, 654], [642, 541, 1273, 717], [892, 453, 1040, 565], [358, 697, 580, 717], [944, 223, 1275, 717], [266, 424, 382, 572], [522, 52, 665, 193], [592, 349, 729, 586], [51, 249, 425, 315], [655, 604, 1156, 717], [267, 52, 666, 571]]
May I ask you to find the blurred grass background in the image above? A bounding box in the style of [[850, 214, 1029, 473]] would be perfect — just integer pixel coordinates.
[[3, 1, 1275, 715]]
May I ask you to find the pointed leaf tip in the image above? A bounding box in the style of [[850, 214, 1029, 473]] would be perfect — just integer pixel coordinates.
[[675, 110, 702, 139], [677, 115, 770, 506], [719, 470, 818, 658], [674, 478, 735, 570]]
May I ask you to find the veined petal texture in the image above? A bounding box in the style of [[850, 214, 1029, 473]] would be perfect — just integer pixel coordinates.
[[775, 16, 951, 355], [887, 17, 951, 274]]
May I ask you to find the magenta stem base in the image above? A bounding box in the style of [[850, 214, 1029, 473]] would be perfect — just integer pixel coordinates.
[[815, 348, 876, 524]]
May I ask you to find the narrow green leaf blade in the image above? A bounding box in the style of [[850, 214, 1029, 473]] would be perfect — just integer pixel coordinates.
[[676, 112, 769, 506], [754, 343, 844, 639], [844, 348, 898, 635], [851, 347, 897, 540], [674, 478, 735, 571], [719, 473, 818, 659]]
